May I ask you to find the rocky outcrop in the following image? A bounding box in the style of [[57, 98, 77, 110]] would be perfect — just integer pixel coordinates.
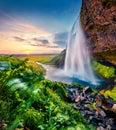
[[50, 49, 66, 68], [66, 86, 116, 130], [81, 0, 116, 64]]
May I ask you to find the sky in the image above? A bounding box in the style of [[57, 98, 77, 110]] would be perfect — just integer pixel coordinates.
[[0, 0, 82, 54]]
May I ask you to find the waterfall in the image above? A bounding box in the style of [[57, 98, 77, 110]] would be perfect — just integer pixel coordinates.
[[64, 18, 98, 85]]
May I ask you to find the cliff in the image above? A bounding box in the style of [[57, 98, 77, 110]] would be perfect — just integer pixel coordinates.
[[81, 0, 116, 65], [51, 0, 116, 67]]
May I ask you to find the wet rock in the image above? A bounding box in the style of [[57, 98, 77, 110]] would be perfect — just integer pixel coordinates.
[[89, 116, 93, 120], [106, 123, 116, 130], [105, 110, 116, 118], [98, 123, 106, 128], [83, 86, 92, 94], [107, 118, 116, 130], [85, 106, 95, 112], [97, 126, 105, 130], [80, 92, 86, 101], [73, 105, 81, 110], [81, 111, 87, 117], [89, 117, 99, 126], [106, 98, 114, 108], [66, 86, 83, 102], [106, 125, 112, 130], [88, 97, 94, 103], [66, 86, 116, 129], [107, 118, 116, 125], [86, 110, 94, 115], [75, 96, 81, 103], [109, 125, 116, 130], [98, 108, 106, 117]]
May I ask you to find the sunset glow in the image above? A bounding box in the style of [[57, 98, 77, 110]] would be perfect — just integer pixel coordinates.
[[0, 0, 81, 54]]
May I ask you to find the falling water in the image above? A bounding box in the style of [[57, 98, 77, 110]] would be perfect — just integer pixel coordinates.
[[64, 18, 98, 85]]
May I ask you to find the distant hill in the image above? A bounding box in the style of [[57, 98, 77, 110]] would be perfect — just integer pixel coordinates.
[[50, 49, 66, 68]]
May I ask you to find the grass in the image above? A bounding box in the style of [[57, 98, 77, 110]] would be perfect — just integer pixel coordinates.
[[18, 54, 57, 75], [50, 50, 66, 67], [93, 61, 115, 78], [93, 60, 116, 101], [0, 55, 95, 130], [19, 54, 57, 64], [100, 84, 116, 101], [26, 61, 46, 74]]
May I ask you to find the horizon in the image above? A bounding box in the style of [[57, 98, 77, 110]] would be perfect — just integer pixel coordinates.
[[0, 53, 59, 55], [0, 0, 82, 54]]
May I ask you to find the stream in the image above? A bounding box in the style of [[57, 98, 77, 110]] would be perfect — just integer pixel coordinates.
[[36, 62, 71, 83], [36, 62, 104, 89]]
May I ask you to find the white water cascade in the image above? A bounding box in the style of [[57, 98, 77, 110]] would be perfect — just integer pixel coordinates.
[[64, 18, 98, 85]]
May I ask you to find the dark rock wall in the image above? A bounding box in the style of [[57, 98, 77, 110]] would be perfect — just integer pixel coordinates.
[[81, 0, 116, 64]]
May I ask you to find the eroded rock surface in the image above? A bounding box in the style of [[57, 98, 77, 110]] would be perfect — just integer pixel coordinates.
[[81, 0, 116, 64]]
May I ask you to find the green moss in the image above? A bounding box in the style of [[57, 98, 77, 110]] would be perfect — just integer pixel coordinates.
[[100, 85, 116, 101], [93, 61, 115, 78]]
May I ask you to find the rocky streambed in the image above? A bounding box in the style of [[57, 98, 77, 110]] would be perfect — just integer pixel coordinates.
[[66, 86, 116, 130]]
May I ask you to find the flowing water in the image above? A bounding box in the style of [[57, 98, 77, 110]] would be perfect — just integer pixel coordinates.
[[37, 62, 103, 89], [36, 18, 102, 88], [64, 18, 98, 85]]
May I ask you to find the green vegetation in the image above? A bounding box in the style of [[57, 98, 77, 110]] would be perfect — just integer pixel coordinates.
[[19, 54, 57, 64], [93, 61, 115, 78], [0, 55, 95, 130], [93, 61, 116, 99], [26, 61, 46, 75], [19, 54, 57, 75], [50, 50, 65, 67], [100, 81, 116, 101]]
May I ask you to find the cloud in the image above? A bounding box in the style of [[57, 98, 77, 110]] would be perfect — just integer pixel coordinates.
[[0, 18, 51, 39], [0, 14, 65, 54], [12, 35, 59, 49], [30, 43, 58, 48], [53, 32, 68, 47], [30, 37, 50, 47], [29, 32, 69, 49], [33, 38, 49, 44], [13, 36, 26, 42], [30, 37, 59, 48]]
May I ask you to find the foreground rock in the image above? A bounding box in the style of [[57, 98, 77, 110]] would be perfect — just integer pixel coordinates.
[[66, 86, 116, 130]]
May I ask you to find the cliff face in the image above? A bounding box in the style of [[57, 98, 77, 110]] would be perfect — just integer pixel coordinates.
[[81, 0, 116, 64]]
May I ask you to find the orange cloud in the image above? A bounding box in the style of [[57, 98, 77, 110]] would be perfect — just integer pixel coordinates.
[[0, 20, 63, 54]]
